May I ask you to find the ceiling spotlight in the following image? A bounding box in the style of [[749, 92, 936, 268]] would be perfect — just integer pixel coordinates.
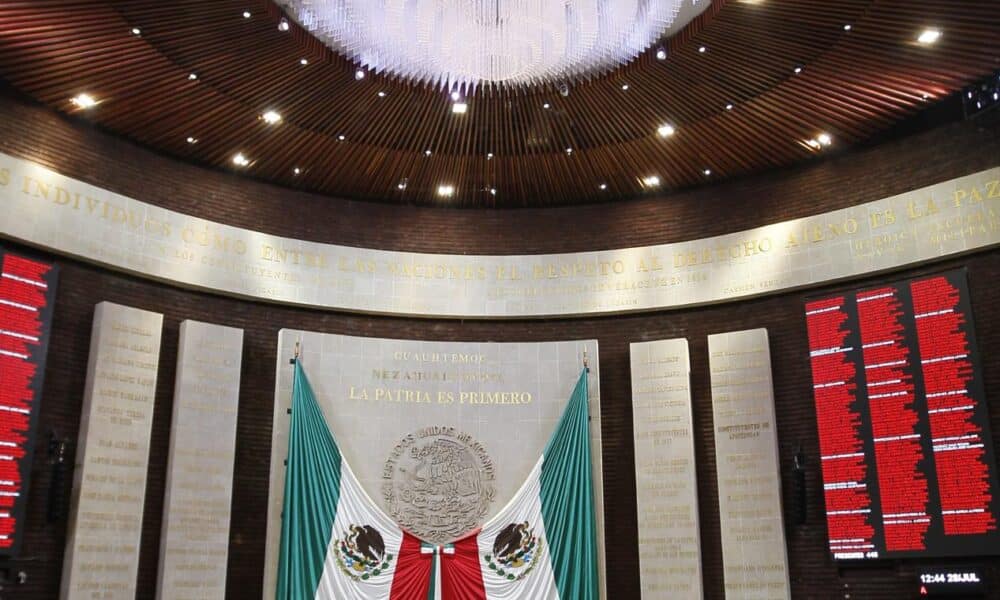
[[806, 139, 821, 149], [486, 152, 494, 160], [703, 168, 712, 176], [725, 103, 734, 110], [818, 133, 833, 146], [452, 102, 468, 114], [338, 134, 346, 141], [917, 28, 941, 45], [232, 152, 250, 167], [397, 178, 408, 190], [489, 188, 497, 196], [558, 82, 570, 97], [377, 91, 387, 98], [300, 58, 309, 65], [261, 110, 282, 124], [621, 84, 629, 91], [599, 183, 608, 190], [642, 175, 661, 187], [70, 93, 98, 109], [188, 72, 198, 81], [450, 90, 461, 101], [424, 149, 432, 156], [657, 124, 676, 137], [655, 47, 667, 60], [843, 24, 852, 31], [921, 92, 930, 100], [794, 66, 803, 74], [278, 18, 290, 32], [131, 27, 142, 36], [186, 136, 197, 144], [698, 46, 707, 53], [355, 69, 366, 80], [565, 147, 573, 155], [293, 167, 302, 175], [437, 184, 455, 197], [543, 103, 551, 109], [242, 10, 251, 18]]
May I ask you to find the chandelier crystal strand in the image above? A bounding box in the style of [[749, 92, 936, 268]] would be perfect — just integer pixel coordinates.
[[279, 0, 684, 91]]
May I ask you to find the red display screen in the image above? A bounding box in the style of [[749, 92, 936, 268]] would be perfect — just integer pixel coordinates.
[[0, 249, 58, 556], [806, 270, 1000, 560]]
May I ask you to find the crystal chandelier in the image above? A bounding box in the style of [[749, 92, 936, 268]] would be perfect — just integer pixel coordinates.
[[278, 0, 686, 92]]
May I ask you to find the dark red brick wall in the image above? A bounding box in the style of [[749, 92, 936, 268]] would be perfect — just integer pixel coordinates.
[[1, 87, 999, 598]]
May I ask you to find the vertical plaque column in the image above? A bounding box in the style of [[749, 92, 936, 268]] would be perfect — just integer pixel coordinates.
[[630, 338, 703, 598], [61, 302, 164, 600], [708, 328, 790, 600], [156, 321, 243, 599]]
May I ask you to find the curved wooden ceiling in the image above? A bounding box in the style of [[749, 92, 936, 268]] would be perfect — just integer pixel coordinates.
[[0, 0, 997, 208]]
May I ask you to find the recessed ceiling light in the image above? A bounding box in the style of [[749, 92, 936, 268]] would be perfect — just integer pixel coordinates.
[[338, 134, 346, 141], [565, 147, 573, 155], [355, 69, 366, 80], [437, 184, 455, 197], [232, 152, 250, 167], [793, 66, 803, 74], [377, 91, 387, 98], [261, 110, 282, 124], [450, 91, 462, 101], [599, 183, 608, 190], [657, 124, 676, 137], [642, 175, 660, 187], [843, 24, 852, 31], [921, 92, 930, 100], [242, 10, 251, 19], [698, 46, 707, 53], [424, 149, 432, 156], [806, 139, 821, 149], [655, 47, 667, 60], [486, 152, 494, 160], [917, 28, 941, 45], [293, 167, 302, 175], [543, 103, 551, 109], [300, 58, 308, 65], [186, 136, 197, 144], [621, 84, 629, 91], [489, 188, 497, 196], [703, 168, 712, 176], [452, 102, 468, 114], [725, 103, 734, 110], [818, 133, 833, 146], [278, 18, 290, 32], [131, 27, 142, 36], [70, 93, 98, 109], [397, 179, 408, 190]]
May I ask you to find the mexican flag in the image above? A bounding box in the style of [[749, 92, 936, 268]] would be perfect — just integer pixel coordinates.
[[276, 360, 599, 600]]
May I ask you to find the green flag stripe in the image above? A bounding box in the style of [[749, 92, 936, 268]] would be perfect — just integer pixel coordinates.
[[539, 369, 600, 600], [276, 361, 343, 599]]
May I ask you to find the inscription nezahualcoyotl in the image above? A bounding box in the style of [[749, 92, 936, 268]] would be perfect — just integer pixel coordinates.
[[383, 427, 495, 544]]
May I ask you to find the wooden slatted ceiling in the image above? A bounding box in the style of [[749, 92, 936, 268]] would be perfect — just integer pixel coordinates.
[[0, 0, 997, 208]]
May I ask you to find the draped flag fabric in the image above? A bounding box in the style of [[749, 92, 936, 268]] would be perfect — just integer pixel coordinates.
[[276, 360, 599, 600]]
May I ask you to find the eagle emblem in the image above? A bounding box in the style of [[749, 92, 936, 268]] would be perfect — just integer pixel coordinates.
[[333, 524, 394, 581], [483, 521, 543, 581]]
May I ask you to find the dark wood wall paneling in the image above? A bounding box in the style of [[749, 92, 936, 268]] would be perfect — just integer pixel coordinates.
[[1, 89, 999, 599]]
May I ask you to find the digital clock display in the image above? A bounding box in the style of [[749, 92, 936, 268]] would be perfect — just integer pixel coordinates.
[[917, 566, 986, 596], [806, 270, 1000, 560]]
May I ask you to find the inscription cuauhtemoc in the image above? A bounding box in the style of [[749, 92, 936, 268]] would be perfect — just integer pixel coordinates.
[[383, 427, 496, 544]]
